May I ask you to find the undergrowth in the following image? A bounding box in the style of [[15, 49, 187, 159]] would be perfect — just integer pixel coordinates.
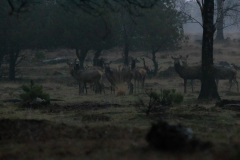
[[136, 89, 183, 116]]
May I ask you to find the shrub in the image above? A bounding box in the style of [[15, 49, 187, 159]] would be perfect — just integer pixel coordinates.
[[160, 89, 184, 105], [34, 51, 45, 61], [136, 89, 183, 116], [19, 80, 50, 106]]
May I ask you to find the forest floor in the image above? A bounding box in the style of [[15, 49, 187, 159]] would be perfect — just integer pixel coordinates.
[[1, 40, 240, 159]]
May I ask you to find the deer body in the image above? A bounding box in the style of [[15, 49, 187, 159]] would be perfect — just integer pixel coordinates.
[[172, 55, 239, 93], [132, 67, 147, 93], [104, 63, 133, 94], [214, 65, 239, 91], [131, 58, 149, 93], [104, 66, 119, 94], [172, 56, 201, 93], [68, 60, 103, 94]]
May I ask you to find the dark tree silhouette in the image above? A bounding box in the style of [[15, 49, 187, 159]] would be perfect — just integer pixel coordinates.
[[197, 0, 220, 100]]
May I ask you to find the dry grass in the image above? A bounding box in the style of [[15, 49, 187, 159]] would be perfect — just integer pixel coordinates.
[[1, 40, 240, 159]]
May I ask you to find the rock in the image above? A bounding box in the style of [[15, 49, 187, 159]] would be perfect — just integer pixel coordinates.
[[146, 121, 212, 152]]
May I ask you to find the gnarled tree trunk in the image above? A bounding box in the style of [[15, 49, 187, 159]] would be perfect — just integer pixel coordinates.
[[215, 0, 224, 41], [8, 48, 20, 81], [151, 50, 159, 76], [198, 0, 220, 100], [75, 48, 89, 70]]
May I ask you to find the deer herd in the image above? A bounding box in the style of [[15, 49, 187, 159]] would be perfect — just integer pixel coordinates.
[[67, 57, 149, 95], [67, 55, 239, 95], [171, 55, 239, 93]]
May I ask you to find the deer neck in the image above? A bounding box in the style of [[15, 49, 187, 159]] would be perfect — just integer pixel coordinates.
[[174, 62, 186, 77]]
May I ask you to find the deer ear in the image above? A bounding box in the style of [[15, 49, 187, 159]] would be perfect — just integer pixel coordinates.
[[66, 60, 73, 66], [179, 59, 183, 66]]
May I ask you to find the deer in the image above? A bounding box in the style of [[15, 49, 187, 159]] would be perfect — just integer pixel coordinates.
[[104, 62, 133, 94], [183, 55, 239, 92], [130, 57, 148, 93], [172, 55, 239, 93], [67, 60, 104, 95], [214, 65, 239, 92], [104, 62, 119, 94], [171, 55, 201, 93]]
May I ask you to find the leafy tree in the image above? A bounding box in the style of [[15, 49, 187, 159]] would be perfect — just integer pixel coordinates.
[[63, 0, 162, 66], [134, 0, 184, 75], [215, 0, 240, 41]]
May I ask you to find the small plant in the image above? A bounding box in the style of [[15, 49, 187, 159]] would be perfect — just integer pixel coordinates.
[[136, 89, 183, 116], [19, 80, 50, 106], [160, 89, 184, 105], [34, 51, 45, 61]]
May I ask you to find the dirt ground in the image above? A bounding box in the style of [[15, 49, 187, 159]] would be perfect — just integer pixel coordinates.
[[1, 39, 240, 159]]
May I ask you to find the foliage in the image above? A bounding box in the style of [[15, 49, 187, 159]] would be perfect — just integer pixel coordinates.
[[19, 80, 50, 106], [136, 89, 183, 115], [34, 51, 45, 60], [132, 0, 185, 52]]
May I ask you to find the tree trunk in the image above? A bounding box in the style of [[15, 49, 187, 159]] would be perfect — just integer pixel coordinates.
[[75, 48, 88, 69], [0, 51, 4, 80], [215, 0, 224, 41], [8, 48, 19, 81], [93, 49, 102, 67], [198, 0, 220, 100], [122, 19, 130, 66], [0, 59, 3, 80], [151, 51, 158, 76]]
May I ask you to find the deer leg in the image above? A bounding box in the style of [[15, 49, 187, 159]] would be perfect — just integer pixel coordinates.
[[236, 80, 239, 92], [79, 82, 85, 95], [128, 82, 133, 95], [111, 84, 115, 94], [191, 80, 194, 92], [229, 79, 232, 91], [216, 79, 219, 90], [184, 79, 187, 93], [233, 79, 239, 92], [142, 77, 145, 89], [102, 83, 105, 94], [134, 79, 137, 93], [94, 82, 97, 94], [79, 83, 81, 95], [84, 82, 87, 94], [137, 79, 139, 93]]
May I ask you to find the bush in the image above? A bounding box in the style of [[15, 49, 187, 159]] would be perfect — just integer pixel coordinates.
[[34, 51, 45, 61], [160, 89, 184, 105], [136, 89, 183, 116], [19, 80, 50, 106]]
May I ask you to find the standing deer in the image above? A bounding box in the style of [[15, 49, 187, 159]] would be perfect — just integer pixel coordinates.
[[104, 62, 133, 94], [183, 55, 239, 92], [214, 65, 239, 92], [172, 55, 239, 93], [67, 60, 104, 94], [131, 58, 148, 93], [171, 55, 201, 93], [104, 62, 118, 94]]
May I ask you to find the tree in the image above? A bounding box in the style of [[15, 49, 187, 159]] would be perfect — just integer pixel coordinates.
[[197, 0, 220, 100], [64, 0, 161, 66], [180, 0, 240, 41], [134, 0, 184, 76], [215, 0, 224, 41], [215, 0, 240, 41]]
